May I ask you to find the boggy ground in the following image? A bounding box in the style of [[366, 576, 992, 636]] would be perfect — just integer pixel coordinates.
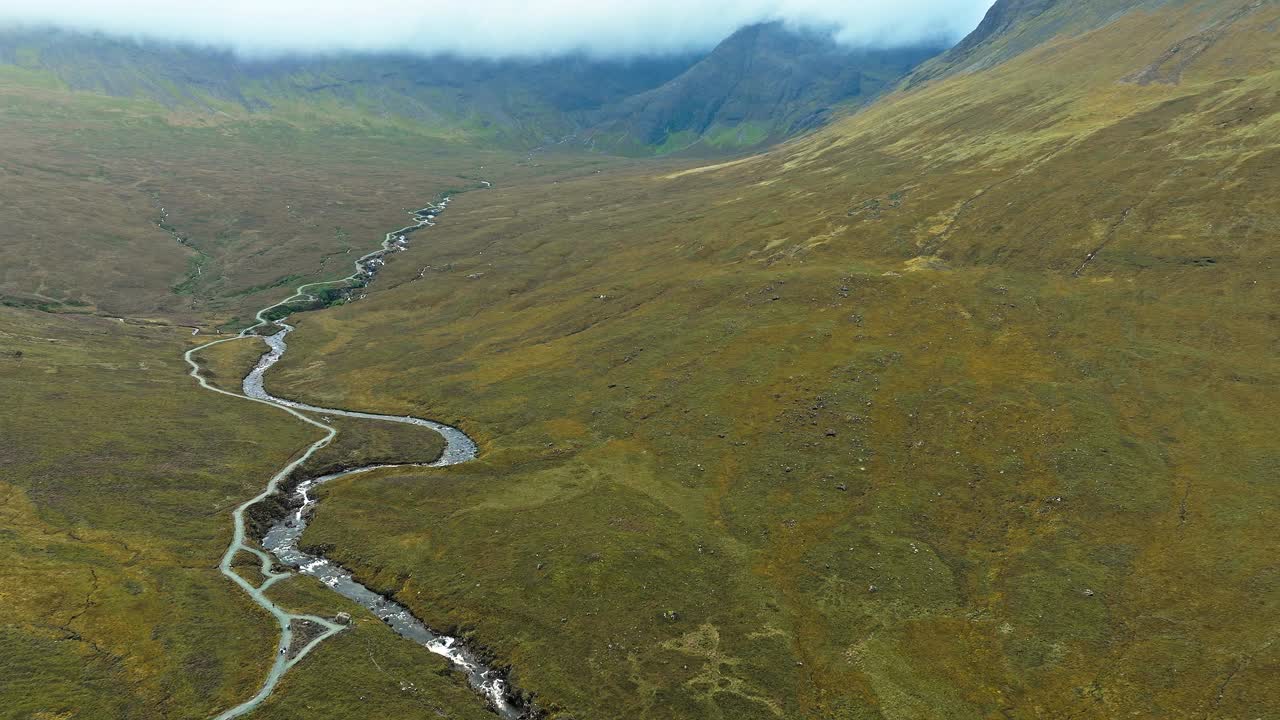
[[0, 308, 314, 718], [0, 246, 525, 720], [2, 1, 1279, 717], [193, 337, 447, 475], [268, 4, 1280, 718], [0, 62, 610, 325], [0, 75, 591, 714]]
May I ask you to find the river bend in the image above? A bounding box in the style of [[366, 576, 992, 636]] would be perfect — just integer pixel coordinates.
[[185, 193, 528, 719]]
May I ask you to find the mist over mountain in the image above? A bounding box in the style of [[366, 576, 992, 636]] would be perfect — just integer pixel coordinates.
[[0, 21, 947, 154], [0, 0, 995, 59], [585, 22, 942, 152], [0, 1, 1001, 153]]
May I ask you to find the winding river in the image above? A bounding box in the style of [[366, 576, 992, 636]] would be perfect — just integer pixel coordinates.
[[184, 194, 528, 719]]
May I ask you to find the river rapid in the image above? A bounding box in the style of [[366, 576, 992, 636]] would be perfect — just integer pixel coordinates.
[[185, 193, 531, 719]]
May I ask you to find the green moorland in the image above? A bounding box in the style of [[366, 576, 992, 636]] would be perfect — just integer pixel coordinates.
[[0, 308, 313, 718], [0, 60, 605, 718], [1, 1, 1278, 718], [246, 574, 492, 720], [0, 307, 495, 719], [298, 415, 446, 479], [0, 62, 611, 324], [191, 337, 271, 393], [192, 335, 448, 484], [191, 337, 447, 473], [262, 2, 1280, 718]]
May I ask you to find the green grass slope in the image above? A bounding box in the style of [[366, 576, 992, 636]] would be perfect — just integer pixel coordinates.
[[0, 152, 573, 717], [0, 308, 318, 718], [0, 55, 602, 718], [260, 1, 1280, 717], [0, 63, 600, 324], [906, 0, 1165, 83]]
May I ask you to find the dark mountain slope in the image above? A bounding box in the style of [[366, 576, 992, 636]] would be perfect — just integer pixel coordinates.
[[0, 24, 941, 153], [0, 28, 698, 144], [584, 22, 942, 154]]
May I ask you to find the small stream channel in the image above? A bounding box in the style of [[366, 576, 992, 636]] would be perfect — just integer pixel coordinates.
[[187, 190, 534, 719]]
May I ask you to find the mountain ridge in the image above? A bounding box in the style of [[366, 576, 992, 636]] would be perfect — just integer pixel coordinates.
[[581, 22, 941, 154], [0, 22, 943, 154], [906, 0, 1169, 84]]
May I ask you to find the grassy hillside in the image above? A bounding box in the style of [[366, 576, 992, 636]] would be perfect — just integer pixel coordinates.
[[0, 63, 613, 324], [258, 1, 1280, 717], [906, 0, 1163, 82], [0, 308, 315, 718], [1, 0, 1277, 717], [0, 53, 603, 718], [0, 294, 534, 718]]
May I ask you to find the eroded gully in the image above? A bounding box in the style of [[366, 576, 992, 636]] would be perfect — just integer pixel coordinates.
[[184, 194, 529, 720]]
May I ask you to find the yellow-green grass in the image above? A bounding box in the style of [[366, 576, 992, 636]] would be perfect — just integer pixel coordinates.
[[0, 70, 618, 718], [0, 307, 322, 718], [190, 334, 446, 478], [245, 576, 493, 720], [231, 551, 269, 587], [0, 65, 615, 326], [191, 336, 269, 393], [298, 415, 446, 479], [2, 1, 1278, 717], [264, 3, 1280, 717]]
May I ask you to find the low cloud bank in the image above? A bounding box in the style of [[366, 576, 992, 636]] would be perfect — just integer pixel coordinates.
[[0, 0, 996, 58]]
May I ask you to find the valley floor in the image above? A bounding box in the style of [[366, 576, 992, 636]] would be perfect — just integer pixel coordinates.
[[3, 2, 1280, 716]]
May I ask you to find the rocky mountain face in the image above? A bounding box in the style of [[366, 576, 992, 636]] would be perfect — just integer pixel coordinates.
[[0, 23, 942, 154]]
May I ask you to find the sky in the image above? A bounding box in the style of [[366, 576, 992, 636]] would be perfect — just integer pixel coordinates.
[[0, 0, 997, 59]]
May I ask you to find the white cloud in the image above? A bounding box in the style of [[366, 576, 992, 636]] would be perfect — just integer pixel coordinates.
[[0, 0, 996, 58]]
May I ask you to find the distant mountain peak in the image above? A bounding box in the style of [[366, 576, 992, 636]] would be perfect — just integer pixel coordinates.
[[0, 23, 943, 155], [583, 22, 942, 154]]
